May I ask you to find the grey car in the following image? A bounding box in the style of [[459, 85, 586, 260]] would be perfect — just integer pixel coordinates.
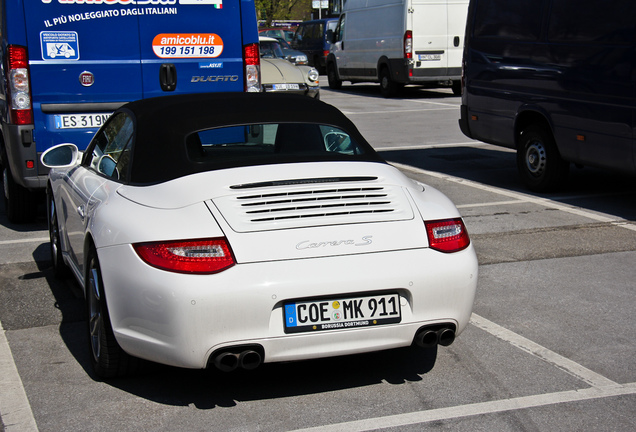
[[260, 37, 320, 99]]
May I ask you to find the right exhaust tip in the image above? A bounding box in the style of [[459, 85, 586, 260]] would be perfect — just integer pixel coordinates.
[[437, 328, 456, 346], [414, 325, 456, 348]]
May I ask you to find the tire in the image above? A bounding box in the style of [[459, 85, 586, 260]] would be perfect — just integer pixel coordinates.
[[47, 188, 70, 279], [86, 248, 138, 378], [327, 63, 342, 90], [452, 80, 461, 96], [379, 66, 401, 98], [517, 124, 569, 192], [3, 163, 37, 223]]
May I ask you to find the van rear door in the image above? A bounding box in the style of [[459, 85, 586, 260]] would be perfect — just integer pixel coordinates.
[[24, 3, 144, 153], [411, 0, 449, 71], [410, 0, 466, 77], [24, 1, 251, 153], [139, 1, 246, 96]]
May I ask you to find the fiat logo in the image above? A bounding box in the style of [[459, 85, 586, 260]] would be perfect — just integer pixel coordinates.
[[79, 71, 94, 87]]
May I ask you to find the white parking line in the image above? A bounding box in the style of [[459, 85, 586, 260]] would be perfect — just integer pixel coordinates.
[[392, 162, 636, 232], [289, 312, 627, 432], [0, 319, 38, 432], [375, 141, 490, 152], [470, 314, 617, 388], [341, 107, 457, 115], [0, 238, 49, 246], [409, 99, 461, 108], [290, 383, 636, 432]]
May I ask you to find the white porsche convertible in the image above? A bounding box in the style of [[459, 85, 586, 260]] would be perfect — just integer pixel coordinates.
[[42, 93, 478, 378]]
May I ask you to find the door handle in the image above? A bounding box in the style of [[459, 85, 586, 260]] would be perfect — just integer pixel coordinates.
[[160, 63, 177, 92], [77, 205, 85, 221]]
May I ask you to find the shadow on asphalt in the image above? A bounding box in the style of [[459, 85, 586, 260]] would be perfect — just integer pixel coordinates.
[[58, 317, 438, 408], [323, 82, 458, 100], [379, 146, 636, 221]]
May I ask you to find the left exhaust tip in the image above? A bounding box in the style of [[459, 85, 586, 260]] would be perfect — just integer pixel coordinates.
[[209, 345, 264, 372]]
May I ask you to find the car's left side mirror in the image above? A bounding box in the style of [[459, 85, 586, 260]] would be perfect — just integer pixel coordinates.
[[41, 143, 80, 168]]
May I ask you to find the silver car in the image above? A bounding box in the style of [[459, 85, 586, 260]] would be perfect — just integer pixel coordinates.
[[260, 36, 320, 99]]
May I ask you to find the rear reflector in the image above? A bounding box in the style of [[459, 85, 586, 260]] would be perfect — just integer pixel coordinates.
[[134, 238, 235, 274], [425, 218, 470, 253]]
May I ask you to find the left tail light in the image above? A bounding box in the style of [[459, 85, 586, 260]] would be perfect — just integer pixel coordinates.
[[6, 45, 33, 125], [403, 30, 413, 59], [243, 42, 261, 92], [134, 238, 236, 274], [425, 218, 470, 253]]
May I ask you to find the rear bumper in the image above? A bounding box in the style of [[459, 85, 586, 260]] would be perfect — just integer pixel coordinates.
[[262, 84, 319, 98], [459, 104, 473, 139], [98, 244, 478, 369], [2, 123, 47, 189], [389, 59, 461, 84]]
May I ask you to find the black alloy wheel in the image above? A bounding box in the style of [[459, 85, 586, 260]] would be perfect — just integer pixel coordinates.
[[47, 188, 70, 278], [86, 248, 138, 378]]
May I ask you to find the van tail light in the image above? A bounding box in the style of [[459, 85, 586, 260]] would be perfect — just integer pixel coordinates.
[[243, 42, 261, 92], [425, 218, 470, 253], [403, 30, 413, 59], [134, 238, 236, 274], [6, 45, 33, 125]]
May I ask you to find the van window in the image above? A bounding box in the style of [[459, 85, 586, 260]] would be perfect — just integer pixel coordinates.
[[548, 0, 636, 45], [308, 23, 321, 41], [473, 0, 544, 40]]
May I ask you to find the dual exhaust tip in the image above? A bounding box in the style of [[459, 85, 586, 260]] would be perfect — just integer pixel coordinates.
[[211, 326, 455, 371], [210, 346, 263, 372], [414, 325, 456, 349]]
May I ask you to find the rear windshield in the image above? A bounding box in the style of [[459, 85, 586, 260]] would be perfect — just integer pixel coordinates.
[[186, 123, 366, 163]]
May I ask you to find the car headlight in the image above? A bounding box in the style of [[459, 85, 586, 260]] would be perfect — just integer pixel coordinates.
[[308, 68, 319, 83]]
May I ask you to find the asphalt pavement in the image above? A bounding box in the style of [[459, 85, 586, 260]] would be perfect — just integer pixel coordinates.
[[1, 81, 635, 431]]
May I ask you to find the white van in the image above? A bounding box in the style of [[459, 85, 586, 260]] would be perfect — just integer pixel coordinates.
[[326, 0, 468, 97]]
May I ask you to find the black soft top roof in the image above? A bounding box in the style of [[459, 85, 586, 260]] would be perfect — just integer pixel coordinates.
[[115, 92, 383, 184]]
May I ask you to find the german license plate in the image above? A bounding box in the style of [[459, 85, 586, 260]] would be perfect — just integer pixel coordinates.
[[273, 83, 300, 90], [419, 54, 441, 61], [55, 113, 111, 129], [284, 293, 401, 333]]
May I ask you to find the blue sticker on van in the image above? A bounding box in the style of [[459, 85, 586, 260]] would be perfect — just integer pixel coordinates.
[[199, 62, 223, 69], [40, 31, 79, 60]]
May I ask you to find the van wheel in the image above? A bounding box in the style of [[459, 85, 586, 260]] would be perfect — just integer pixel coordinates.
[[3, 163, 37, 223], [452, 81, 461, 96], [379, 67, 400, 98], [517, 124, 569, 192], [327, 63, 342, 90], [87, 248, 139, 379]]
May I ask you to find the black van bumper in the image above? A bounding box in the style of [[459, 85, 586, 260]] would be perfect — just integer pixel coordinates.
[[458, 104, 473, 139]]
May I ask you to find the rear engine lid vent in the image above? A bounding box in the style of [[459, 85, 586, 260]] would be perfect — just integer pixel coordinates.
[[213, 180, 414, 233]]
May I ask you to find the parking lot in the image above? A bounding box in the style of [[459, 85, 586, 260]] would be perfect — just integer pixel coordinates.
[[1, 81, 635, 431]]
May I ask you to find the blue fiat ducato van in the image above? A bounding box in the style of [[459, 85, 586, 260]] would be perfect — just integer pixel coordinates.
[[1, 0, 261, 222]]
